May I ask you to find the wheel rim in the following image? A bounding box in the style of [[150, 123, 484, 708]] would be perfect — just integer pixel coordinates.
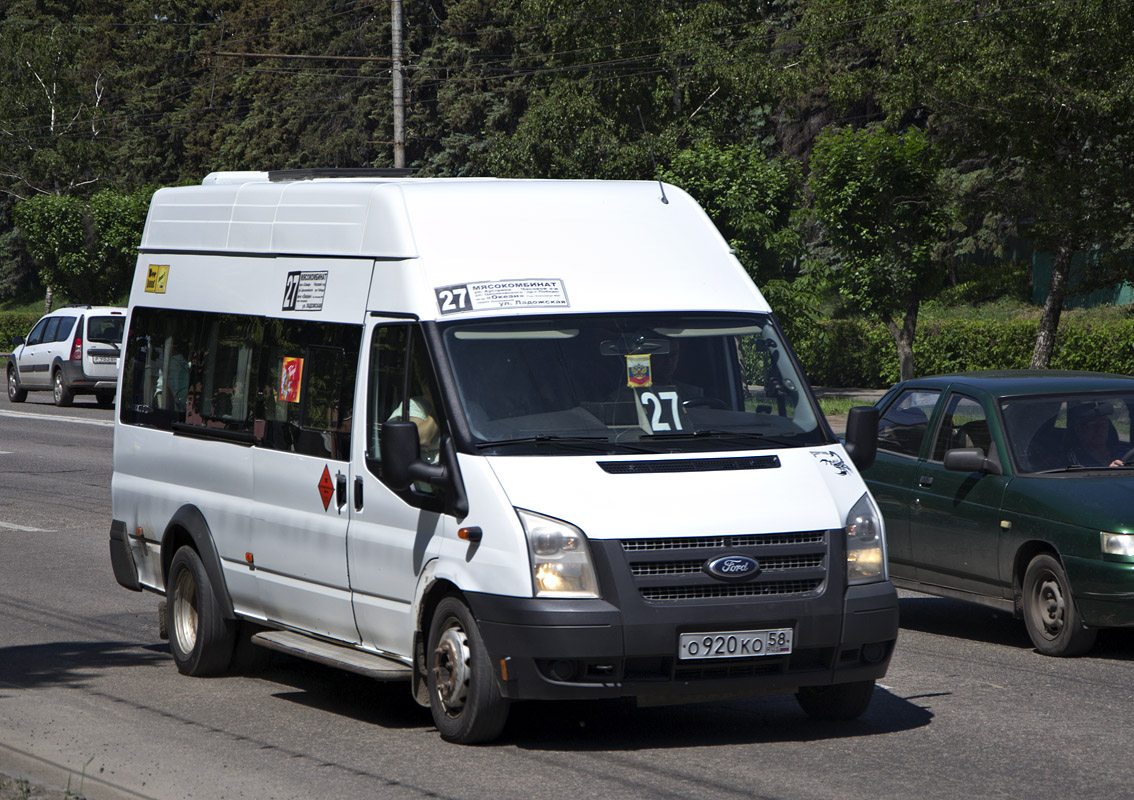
[[431, 619, 471, 716], [1032, 571, 1066, 640], [53, 373, 62, 403], [172, 568, 199, 654], [7, 370, 15, 399]]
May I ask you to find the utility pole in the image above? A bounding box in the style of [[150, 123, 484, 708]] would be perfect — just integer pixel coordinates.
[[391, 0, 405, 169]]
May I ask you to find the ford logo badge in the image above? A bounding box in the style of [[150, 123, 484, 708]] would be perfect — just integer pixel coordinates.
[[704, 555, 760, 582]]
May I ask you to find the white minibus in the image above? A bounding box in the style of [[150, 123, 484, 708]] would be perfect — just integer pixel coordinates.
[[109, 170, 897, 743]]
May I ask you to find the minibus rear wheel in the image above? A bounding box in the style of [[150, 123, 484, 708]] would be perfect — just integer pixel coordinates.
[[426, 597, 510, 744], [166, 546, 236, 676]]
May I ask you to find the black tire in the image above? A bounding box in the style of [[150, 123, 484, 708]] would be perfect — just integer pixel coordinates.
[[7, 366, 26, 403], [1022, 553, 1097, 657], [426, 597, 510, 744], [165, 546, 236, 676], [96, 391, 114, 408], [796, 680, 876, 721], [52, 369, 73, 407]]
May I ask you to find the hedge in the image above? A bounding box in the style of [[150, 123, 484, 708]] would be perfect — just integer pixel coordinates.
[[794, 316, 1134, 388], [0, 311, 42, 358]]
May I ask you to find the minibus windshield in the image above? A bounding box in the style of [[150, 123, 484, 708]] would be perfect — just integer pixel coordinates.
[[440, 312, 828, 454]]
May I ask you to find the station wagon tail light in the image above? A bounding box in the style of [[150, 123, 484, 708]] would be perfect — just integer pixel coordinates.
[[1101, 532, 1134, 560], [70, 333, 83, 361], [846, 493, 886, 585], [517, 509, 600, 598]]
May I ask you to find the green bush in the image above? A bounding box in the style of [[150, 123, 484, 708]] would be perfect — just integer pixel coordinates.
[[0, 311, 40, 354], [794, 315, 1134, 387]]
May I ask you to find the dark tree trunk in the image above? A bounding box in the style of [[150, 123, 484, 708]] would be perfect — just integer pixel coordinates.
[[882, 293, 920, 382], [1030, 242, 1074, 369]]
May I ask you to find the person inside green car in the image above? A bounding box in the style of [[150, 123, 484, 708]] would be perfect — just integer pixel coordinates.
[[1065, 401, 1126, 467]]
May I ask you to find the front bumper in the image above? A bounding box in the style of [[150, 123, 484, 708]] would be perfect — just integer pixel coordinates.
[[468, 580, 898, 703]]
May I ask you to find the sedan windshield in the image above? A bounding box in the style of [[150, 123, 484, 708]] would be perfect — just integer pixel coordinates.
[[440, 312, 827, 454], [1001, 392, 1134, 472]]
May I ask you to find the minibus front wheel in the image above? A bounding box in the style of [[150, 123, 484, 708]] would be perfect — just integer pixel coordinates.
[[166, 546, 236, 676], [427, 597, 510, 744]]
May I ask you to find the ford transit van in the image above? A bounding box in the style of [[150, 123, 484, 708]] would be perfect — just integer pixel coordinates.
[[109, 170, 897, 743]]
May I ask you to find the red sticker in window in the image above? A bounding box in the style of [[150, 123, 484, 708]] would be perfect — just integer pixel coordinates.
[[318, 465, 334, 511], [280, 356, 303, 402]]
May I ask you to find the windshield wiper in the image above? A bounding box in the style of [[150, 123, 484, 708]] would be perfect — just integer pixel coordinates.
[[475, 435, 624, 453], [1032, 464, 1134, 474], [641, 429, 800, 447]]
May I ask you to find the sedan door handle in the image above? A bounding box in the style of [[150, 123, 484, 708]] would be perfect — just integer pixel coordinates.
[[918, 475, 934, 488]]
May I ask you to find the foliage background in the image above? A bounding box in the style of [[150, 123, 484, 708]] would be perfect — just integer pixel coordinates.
[[1, 0, 1132, 381]]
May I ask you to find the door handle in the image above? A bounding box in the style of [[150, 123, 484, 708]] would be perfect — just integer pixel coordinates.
[[918, 475, 934, 488], [354, 476, 364, 511], [335, 471, 347, 510]]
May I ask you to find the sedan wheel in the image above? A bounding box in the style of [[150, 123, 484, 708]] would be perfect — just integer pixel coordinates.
[[1022, 553, 1097, 657]]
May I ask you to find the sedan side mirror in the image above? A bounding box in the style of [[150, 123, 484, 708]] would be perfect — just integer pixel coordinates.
[[11, 335, 24, 347], [943, 447, 1002, 476], [844, 406, 879, 471]]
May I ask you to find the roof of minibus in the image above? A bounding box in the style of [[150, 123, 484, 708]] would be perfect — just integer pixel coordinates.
[[138, 173, 771, 316]]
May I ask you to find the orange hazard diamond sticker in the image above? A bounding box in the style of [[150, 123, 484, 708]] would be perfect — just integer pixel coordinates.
[[318, 465, 335, 511]]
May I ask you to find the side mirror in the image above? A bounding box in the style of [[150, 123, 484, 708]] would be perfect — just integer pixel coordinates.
[[11, 335, 24, 347], [844, 406, 879, 471], [943, 447, 1002, 476], [380, 420, 447, 491]]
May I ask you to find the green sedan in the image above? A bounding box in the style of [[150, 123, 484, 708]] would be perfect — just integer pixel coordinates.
[[864, 370, 1134, 657]]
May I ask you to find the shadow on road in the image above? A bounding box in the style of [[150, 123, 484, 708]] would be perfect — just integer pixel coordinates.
[[258, 652, 930, 749], [0, 641, 166, 691], [898, 593, 1134, 660], [501, 686, 931, 751]]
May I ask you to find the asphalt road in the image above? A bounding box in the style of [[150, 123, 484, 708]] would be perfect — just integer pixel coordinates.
[[1, 396, 1133, 800]]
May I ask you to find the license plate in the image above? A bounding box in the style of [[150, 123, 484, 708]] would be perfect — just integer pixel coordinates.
[[678, 628, 793, 660], [91, 356, 118, 364]]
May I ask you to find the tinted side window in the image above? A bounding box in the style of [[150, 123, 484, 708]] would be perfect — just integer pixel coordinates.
[[877, 389, 940, 457], [42, 318, 61, 344], [25, 318, 49, 346], [121, 306, 360, 460], [366, 325, 446, 496], [52, 316, 77, 342], [931, 394, 991, 461]]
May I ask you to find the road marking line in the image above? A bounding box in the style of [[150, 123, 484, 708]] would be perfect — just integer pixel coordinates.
[[0, 520, 55, 532], [0, 409, 114, 427]]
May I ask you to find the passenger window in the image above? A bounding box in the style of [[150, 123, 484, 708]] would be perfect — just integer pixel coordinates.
[[25, 318, 48, 346], [877, 390, 940, 457], [187, 316, 259, 431], [42, 317, 61, 344], [367, 325, 445, 495], [931, 394, 991, 462], [122, 306, 360, 458], [53, 316, 76, 342]]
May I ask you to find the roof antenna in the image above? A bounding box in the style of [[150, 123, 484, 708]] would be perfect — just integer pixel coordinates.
[[637, 106, 668, 205]]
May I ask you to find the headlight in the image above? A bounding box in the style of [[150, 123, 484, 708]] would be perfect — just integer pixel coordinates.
[[846, 493, 886, 585], [517, 509, 600, 598], [1101, 532, 1134, 558]]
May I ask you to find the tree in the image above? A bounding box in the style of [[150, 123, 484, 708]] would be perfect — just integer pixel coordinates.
[[797, 0, 1134, 368], [808, 125, 951, 381], [13, 186, 153, 304]]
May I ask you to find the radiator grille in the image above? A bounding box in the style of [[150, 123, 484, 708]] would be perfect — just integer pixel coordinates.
[[620, 530, 830, 604]]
